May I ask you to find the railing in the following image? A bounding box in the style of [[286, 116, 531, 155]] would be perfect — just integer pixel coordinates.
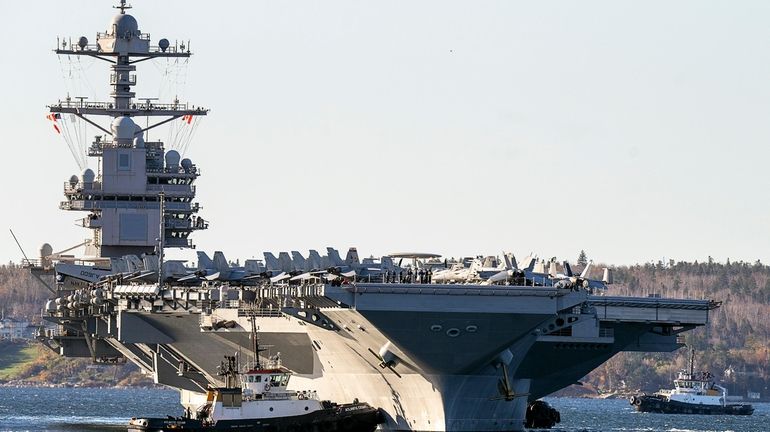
[[147, 184, 195, 194], [165, 218, 209, 230], [238, 307, 283, 317], [62, 200, 196, 211], [165, 238, 193, 248], [43, 327, 62, 338], [51, 100, 114, 110], [147, 166, 200, 176], [587, 296, 721, 311], [50, 100, 206, 112], [64, 182, 102, 194], [64, 33, 188, 55], [22, 258, 42, 268], [599, 327, 614, 338], [96, 31, 151, 41], [165, 219, 190, 229], [343, 283, 562, 297]]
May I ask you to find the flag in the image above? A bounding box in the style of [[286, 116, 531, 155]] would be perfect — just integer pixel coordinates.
[[182, 114, 193, 124], [52, 124, 61, 134]]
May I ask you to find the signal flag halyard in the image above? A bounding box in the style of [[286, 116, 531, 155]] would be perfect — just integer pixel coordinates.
[[182, 114, 193, 124]]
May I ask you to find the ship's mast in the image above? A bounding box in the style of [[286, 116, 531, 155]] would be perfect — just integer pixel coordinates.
[[52, 0, 209, 258], [689, 348, 695, 376], [250, 314, 262, 369]]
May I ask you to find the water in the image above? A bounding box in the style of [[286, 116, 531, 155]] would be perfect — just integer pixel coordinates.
[[0, 388, 766, 431], [0, 388, 179, 431], [544, 397, 769, 432]]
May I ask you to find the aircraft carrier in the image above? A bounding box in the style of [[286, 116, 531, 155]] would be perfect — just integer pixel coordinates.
[[31, 2, 721, 431]]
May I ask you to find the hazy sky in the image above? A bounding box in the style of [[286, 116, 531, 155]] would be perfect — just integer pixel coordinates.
[[1, 0, 769, 266]]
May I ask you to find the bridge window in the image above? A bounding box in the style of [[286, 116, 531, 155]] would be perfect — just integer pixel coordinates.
[[118, 152, 131, 171]]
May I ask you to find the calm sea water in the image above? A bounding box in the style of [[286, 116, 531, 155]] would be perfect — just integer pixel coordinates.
[[0, 388, 767, 431]]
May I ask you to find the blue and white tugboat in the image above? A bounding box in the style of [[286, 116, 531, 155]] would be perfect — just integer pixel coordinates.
[[630, 350, 754, 415], [129, 319, 384, 431]]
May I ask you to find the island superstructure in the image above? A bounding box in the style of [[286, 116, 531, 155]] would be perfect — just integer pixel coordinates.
[[52, 0, 208, 260], [33, 2, 721, 431]]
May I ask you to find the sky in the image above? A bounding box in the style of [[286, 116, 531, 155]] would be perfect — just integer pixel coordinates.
[[0, 0, 769, 267]]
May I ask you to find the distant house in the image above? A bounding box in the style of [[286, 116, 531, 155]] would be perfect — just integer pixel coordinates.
[[0, 317, 32, 339]]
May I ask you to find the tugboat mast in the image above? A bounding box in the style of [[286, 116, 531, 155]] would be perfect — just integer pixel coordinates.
[[250, 314, 262, 369], [689, 348, 695, 376]]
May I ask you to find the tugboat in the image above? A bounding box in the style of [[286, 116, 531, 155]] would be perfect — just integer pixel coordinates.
[[630, 350, 754, 415], [129, 318, 384, 431]]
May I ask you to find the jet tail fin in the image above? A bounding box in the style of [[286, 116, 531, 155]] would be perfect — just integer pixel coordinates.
[[345, 247, 360, 266], [213, 251, 230, 272], [327, 247, 344, 266], [263, 252, 281, 271], [502, 252, 517, 270], [563, 261, 573, 277], [244, 259, 264, 274], [521, 254, 536, 271], [197, 251, 215, 270], [580, 261, 593, 279]]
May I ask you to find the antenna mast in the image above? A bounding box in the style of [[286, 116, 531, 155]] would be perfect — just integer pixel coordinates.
[[689, 348, 695, 376], [158, 191, 165, 289], [250, 313, 261, 369], [115, 0, 132, 14]]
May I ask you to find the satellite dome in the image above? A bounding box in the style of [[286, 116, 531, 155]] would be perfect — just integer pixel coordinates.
[[82, 168, 95, 183], [40, 243, 53, 258], [158, 38, 170, 52], [78, 36, 88, 49], [165, 150, 180, 170], [132, 124, 145, 147], [69, 175, 79, 186], [109, 14, 139, 37], [181, 158, 192, 170], [111, 116, 136, 141]]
